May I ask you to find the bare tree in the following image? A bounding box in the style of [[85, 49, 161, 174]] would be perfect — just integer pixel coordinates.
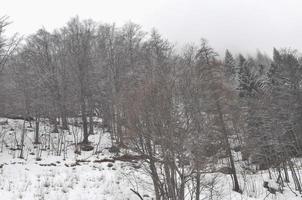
[[64, 17, 97, 145], [0, 16, 19, 74]]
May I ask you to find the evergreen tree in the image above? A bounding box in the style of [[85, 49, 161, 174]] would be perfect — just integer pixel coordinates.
[[224, 49, 236, 82], [269, 48, 302, 157], [237, 55, 272, 168]]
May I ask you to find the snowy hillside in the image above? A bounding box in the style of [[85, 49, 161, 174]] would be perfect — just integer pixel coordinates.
[[0, 118, 153, 200], [0, 118, 301, 200]]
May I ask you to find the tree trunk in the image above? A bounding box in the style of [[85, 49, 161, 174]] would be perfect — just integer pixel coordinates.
[[89, 112, 94, 135], [283, 162, 289, 183], [61, 105, 68, 130], [116, 105, 124, 146], [164, 162, 175, 200], [195, 170, 200, 200], [150, 159, 162, 200], [227, 142, 240, 192], [34, 117, 40, 144], [19, 120, 26, 159], [217, 102, 240, 193], [146, 137, 162, 200], [81, 98, 89, 144], [179, 172, 185, 200], [24, 89, 32, 128], [289, 161, 302, 192], [88, 99, 94, 135], [51, 116, 59, 133]]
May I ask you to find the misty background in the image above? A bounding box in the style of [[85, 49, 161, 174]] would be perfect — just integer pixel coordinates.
[[1, 0, 302, 56]]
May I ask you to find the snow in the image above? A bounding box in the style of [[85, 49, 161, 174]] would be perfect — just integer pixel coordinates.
[[0, 118, 301, 200], [0, 118, 153, 200]]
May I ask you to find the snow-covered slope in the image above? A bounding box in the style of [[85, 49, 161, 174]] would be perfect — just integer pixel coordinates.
[[0, 118, 301, 200]]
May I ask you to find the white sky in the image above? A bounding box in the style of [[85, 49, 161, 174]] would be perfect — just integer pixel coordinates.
[[1, 0, 302, 56]]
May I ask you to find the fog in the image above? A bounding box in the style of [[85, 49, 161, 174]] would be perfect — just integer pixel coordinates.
[[1, 0, 302, 55]]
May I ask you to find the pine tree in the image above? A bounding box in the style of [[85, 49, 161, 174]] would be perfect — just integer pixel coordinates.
[[237, 58, 254, 97], [269, 48, 302, 157], [224, 49, 236, 82], [237, 55, 272, 168]]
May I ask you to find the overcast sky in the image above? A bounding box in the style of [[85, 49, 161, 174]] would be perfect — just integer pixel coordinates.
[[1, 0, 302, 56]]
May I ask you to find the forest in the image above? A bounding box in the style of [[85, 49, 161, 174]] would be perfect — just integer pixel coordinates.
[[1, 16, 302, 200]]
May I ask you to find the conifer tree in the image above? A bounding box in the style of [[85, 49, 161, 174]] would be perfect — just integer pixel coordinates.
[[224, 49, 236, 82]]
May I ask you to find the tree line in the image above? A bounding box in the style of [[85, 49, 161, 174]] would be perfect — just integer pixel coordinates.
[[1, 16, 302, 199]]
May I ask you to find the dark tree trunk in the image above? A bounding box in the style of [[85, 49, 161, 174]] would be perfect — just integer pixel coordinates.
[[195, 171, 200, 200], [150, 159, 161, 200], [163, 151, 177, 200], [81, 99, 89, 144], [24, 89, 32, 128], [88, 99, 94, 135], [19, 120, 26, 159], [217, 102, 241, 193], [283, 162, 289, 183], [146, 137, 162, 200], [51, 116, 59, 133], [34, 117, 40, 144], [179, 172, 185, 200], [228, 144, 240, 192], [61, 106, 68, 130], [89, 112, 94, 135], [289, 161, 302, 192], [116, 106, 124, 146]]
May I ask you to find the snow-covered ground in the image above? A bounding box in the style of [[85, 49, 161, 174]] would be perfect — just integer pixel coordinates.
[[0, 118, 301, 200], [0, 118, 153, 200]]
